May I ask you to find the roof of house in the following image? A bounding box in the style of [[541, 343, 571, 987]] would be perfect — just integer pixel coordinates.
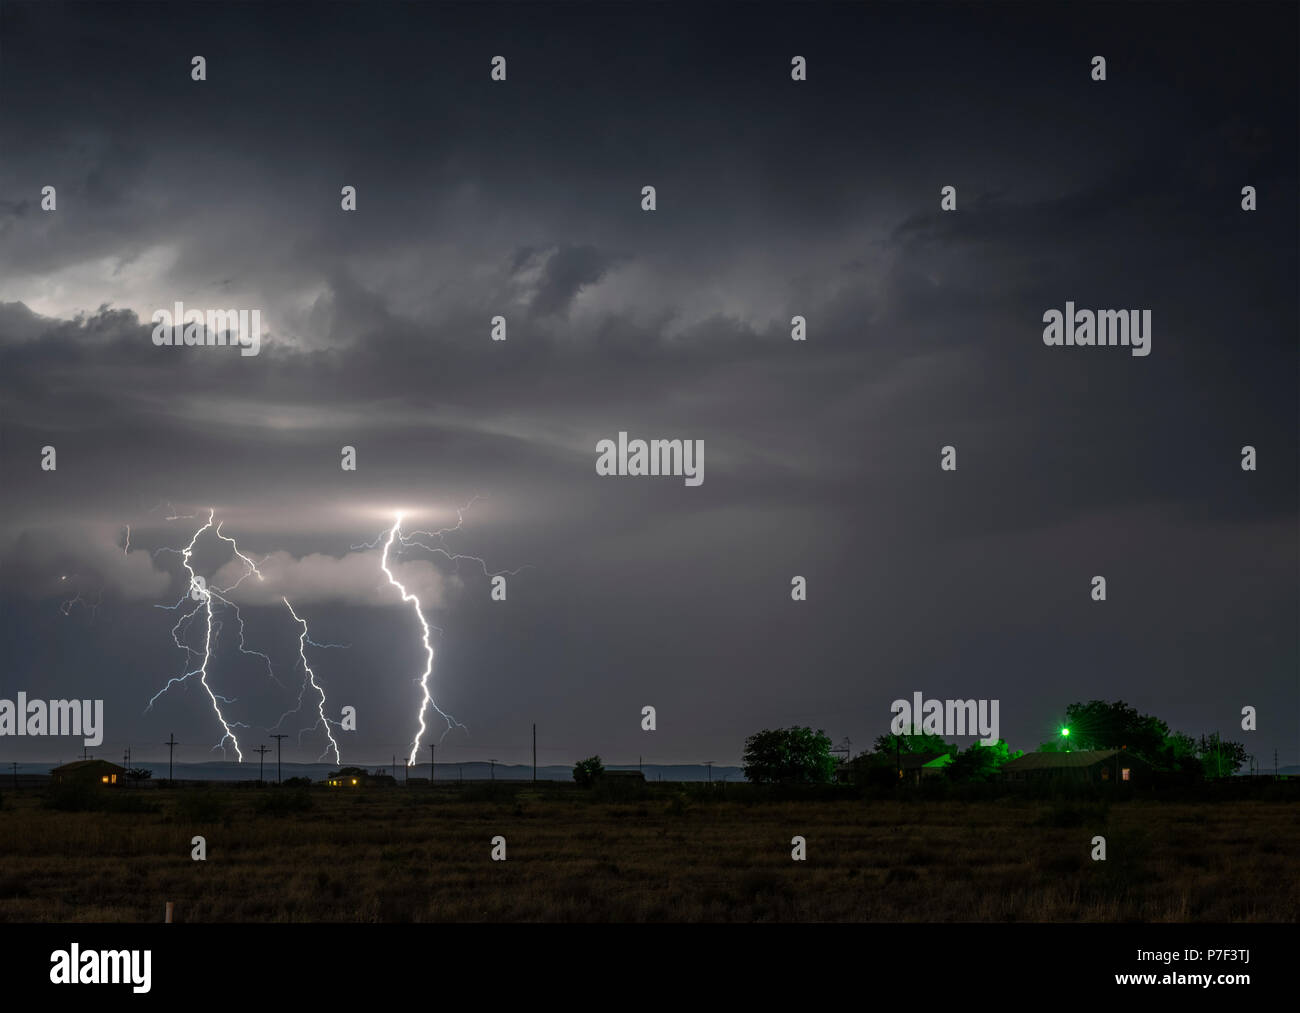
[[52, 759, 126, 774], [1002, 750, 1119, 771], [899, 752, 949, 770]]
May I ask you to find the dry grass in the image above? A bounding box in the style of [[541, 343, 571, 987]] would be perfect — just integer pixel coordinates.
[[0, 788, 1296, 922]]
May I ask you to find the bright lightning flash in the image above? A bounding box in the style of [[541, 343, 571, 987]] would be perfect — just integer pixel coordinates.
[[281, 597, 342, 764], [380, 513, 465, 762]]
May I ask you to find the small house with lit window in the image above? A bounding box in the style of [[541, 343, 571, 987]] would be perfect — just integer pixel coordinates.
[[323, 766, 396, 788], [51, 759, 126, 786], [1002, 749, 1139, 784]]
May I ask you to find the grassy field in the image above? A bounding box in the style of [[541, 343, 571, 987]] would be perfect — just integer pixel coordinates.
[[0, 785, 1296, 922]]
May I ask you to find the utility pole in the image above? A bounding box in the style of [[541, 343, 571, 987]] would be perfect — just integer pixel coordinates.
[[392, 754, 396, 780], [270, 734, 288, 784], [252, 744, 271, 783], [403, 758, 410, 786], [705, 761, 713, 783], [81, 746, 91, 761], [429, 743, 435, 786], [165, 734, 179, 782], [10, 761, 18, 792], [532, 723, 536, 783], [488, 758, 497, 781], [458, 765, 463, 784], [1275, 748, 1279, 780]]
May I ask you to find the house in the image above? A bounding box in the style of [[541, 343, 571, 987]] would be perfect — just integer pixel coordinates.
[[323, 766, 396, 788], [51, 759, 126, 786], [897, 752, 953, 784], [1002, 749, 1139, 784]]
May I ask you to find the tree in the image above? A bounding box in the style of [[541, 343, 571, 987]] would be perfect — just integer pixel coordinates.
[[572, 755, 604, 786], [873, 727, 958, 758], [742, 727, 837, 784], [1055, 700, 1170, 763], [1196, 733, 1247, 778], [947, 740, 1022, 782]]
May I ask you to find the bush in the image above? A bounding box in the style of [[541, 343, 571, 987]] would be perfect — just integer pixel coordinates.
[[44, 781, 99, 812], [573, 755, 604, 786], [43, 782, 161, 814]]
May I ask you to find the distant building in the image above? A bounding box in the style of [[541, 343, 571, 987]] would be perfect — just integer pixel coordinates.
[[51, 760, 126, 786], [323, 766, 395, 787], [1002, 749, 1139, 784], [897, 752, 953, 784]]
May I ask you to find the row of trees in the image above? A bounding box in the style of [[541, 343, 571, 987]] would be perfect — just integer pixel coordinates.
[[739, 700, 1250, 785]]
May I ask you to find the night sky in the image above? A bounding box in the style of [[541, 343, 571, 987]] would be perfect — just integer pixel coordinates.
[[0, 2, 1295, 770]]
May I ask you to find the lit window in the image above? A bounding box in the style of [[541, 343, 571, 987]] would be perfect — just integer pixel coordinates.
[[351, 778, 358, 785], [1121, 768, 1131, 781], [111, 774, 117, 783], [101, 775, 109, 783]]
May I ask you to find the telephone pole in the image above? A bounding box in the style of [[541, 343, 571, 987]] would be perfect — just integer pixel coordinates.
[[81, 746, 92, 761], [704, 761, 713, 783], [403, 758, 410, 786], [10, 762, 18, 792], [165, 734, 179, 782], [532, 723, 536, 783], [270, 734, 288, 784], [252, 744, 271, 783], [489, 758, 497, 781], [429, 743, 435, 786]]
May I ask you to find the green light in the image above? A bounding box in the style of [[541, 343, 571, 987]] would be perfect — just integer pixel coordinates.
[[1061, 727, 1070, 737]]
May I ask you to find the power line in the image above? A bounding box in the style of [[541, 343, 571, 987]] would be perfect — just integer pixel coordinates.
[[269, 734, 288, 784], [252, 744, 271, 783], [165, 734, 179, 782]]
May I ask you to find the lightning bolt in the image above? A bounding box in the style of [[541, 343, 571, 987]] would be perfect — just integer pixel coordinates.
[[379, 512, 466, 762], [146, 509, 282, 760], [280, 598, 343, 764], [58, 576, 102, 622], [152, 510, 246, 760]]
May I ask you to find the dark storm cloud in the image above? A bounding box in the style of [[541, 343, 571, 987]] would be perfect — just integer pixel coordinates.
[[519, 245, 625, 318], [0, 2, 1294, 768]]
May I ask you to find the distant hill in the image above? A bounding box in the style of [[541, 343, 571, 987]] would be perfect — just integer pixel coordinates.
[[10, 760, 745, 783]]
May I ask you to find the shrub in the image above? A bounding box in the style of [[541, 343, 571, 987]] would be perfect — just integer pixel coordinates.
[[573, 756, 604, 786], [44, 781, 99, 812]]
